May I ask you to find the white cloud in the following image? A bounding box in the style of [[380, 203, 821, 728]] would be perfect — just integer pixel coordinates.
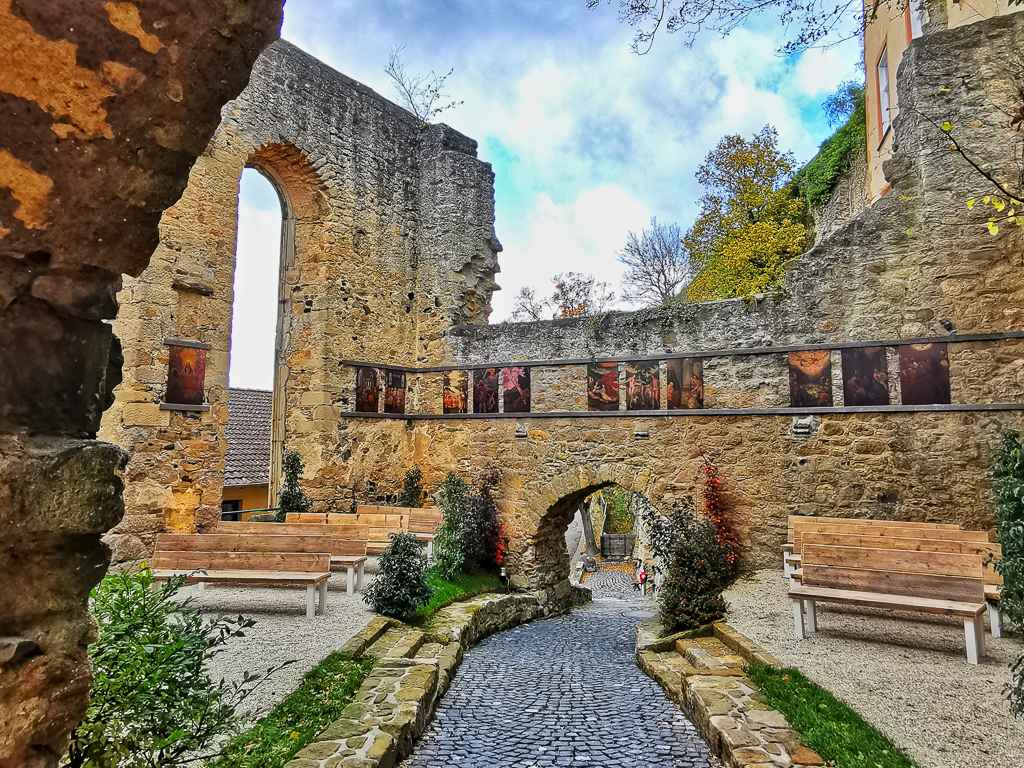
[[490, 185, 650, 321]]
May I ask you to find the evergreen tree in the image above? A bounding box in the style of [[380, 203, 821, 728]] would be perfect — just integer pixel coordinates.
[[276, 449, 310, 522]]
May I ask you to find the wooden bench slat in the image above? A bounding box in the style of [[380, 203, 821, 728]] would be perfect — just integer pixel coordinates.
[[151, 548, 330, 574], [151, 569, 329, 585], [159, 533, 332, 553], [801, 564, 985, 602], [789, 585, 985, 617], [803, 544, 983, 578]]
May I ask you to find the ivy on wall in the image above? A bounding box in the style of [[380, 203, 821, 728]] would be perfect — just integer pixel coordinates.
[[793, 83, 866, 211]]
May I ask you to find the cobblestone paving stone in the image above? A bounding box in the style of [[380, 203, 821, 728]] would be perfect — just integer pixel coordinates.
[[403, 571, 717, 768]]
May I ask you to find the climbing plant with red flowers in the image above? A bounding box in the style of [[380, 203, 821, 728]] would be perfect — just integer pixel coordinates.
[[701, 461, 738, 574]]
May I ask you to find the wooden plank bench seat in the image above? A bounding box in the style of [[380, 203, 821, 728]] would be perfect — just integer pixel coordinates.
[[218, 521, 368, 594], [789, 543, 987, 663], [152, 533, 332, 618]]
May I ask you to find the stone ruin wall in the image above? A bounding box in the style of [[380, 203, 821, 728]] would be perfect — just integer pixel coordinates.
[[102, 14, 1024, 592], [321, 13, 1024, 589], [100, 41, 500, 562]]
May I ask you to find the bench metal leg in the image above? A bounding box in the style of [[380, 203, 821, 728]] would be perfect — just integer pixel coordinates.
[[427, 540, 434, 561], [792, 599, 806, 640], [783, 559, 792, 578], [964, 615, 985, 664], [357, 561, 364, 591], [988, 601, 1003, 638], [806, 600, 817, 633], [318, 581, 328, 615], [346, 566, 355, 596], [197, 581, 206, 591], [306, 586, 316, 619]]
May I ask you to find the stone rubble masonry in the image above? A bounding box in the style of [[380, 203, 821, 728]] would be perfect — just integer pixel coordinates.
[[0, 3, 285, 766], [101, 40, 501, 561], [285, 586, 583, 768], [636, 619, 825, 768], [103, 15, 1024, 603]]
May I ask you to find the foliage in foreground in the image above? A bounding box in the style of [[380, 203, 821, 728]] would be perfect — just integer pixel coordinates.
[[993, 429, 1024, 717], [433, 471, 506, 579], [210, 653, 373, 768], [658, 507, 731, 631], [747, 666, 918, 768], [362, 532, 434, 623], [599, 486, 635, 535], [64, 569, 283, 768], [276, 449, 310, 522], [685, 126, 809, 303]]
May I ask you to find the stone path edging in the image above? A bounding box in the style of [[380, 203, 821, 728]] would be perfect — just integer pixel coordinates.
[[636, 619, 826, 768], [284, 583, 586, 768]]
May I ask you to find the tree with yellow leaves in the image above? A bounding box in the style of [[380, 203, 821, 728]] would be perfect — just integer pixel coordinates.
[[685, 126, 809, 302]]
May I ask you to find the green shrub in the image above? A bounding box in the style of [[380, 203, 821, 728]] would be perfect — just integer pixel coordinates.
[[434, 472, 469, 579], [397, 466, 424, 508], [658, 508, 731, 631], [64, 569, 283, 768], [362, 532, 433, 622], [794, 82, 866, 210], [993, 430, 1024, 716], [416, 569, 506, 620], [276, 449, 310, 522], [601, 487, 634, 535], [210, 653, 372, 768]]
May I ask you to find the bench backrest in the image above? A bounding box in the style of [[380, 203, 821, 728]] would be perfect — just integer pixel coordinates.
[[787, 516, 959, 542], [286, 512, 329, 524], [792, 523, 980, 554], [801, 544, 984, 602], [329, 512, 408, 543], [409, 509, 443, 534], [214, 523, 368, 557], [153, 534, 330, 573]]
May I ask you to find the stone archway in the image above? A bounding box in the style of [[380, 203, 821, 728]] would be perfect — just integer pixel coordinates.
[[516, 463, 657, 590]]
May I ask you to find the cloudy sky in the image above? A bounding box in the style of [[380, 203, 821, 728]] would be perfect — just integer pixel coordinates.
[[230, 0, 862, 389]]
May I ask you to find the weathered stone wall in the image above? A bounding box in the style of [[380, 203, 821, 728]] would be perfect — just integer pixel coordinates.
[[101, 41, 500, 559], [327, 12, 1024, 589], [0, 2, 284, 765]]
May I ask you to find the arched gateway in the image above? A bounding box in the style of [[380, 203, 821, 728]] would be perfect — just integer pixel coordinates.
[[104, 34, 1024, 596]]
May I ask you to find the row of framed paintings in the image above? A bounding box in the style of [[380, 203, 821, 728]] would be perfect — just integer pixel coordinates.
[[351, 343, 952, 415]]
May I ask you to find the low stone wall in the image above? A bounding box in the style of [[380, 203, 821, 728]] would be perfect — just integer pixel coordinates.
[[285, 583, 586, 768], [636, 620, 824, 768]]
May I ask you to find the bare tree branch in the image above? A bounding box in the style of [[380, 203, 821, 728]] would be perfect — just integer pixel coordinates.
[[618, 217, 694, 306], [384, 45, 463, 124]]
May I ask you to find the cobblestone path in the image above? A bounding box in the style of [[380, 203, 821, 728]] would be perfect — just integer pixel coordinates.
[[404, 572, 717, 767]]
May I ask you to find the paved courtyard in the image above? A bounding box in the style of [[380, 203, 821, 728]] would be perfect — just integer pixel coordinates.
[[403, 571, 717, 768]]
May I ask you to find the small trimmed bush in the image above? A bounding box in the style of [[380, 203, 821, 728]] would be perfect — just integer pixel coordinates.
[[434, 472, 469, 579], [397, 466, 424, 508], [276, 449, 310, 522], [362, 532, 433, 622], [659, 510, 730, 631]]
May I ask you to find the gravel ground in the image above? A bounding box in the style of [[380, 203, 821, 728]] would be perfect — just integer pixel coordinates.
[[724, 569, 1024, 768], [183, 576, 376, 720]]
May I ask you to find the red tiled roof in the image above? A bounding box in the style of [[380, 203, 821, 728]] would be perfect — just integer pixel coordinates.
[[224, 388, 271, 487]]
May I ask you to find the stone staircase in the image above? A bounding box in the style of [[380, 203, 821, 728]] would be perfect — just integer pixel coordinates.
[[638, 623, 825, 768]]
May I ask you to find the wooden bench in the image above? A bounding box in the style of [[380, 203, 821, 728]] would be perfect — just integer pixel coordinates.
[[791, 530, 1005, 636], [789, 542, 988, 663], [219, 521, 369, 594], [330, 510, 411, 555], [151, 533, 332, 618], [408, 508, 443, 559]]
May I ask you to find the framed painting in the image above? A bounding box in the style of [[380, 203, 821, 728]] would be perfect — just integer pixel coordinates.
[[841, 346, 889, 406], [667, 358, 703, 409], [355, 366, 379, 413], [624, 361, 660, 410], [503, 366, 530, 413], [899, 343, 950, 405], [788, 350, 833, 407], [384, 369, 406, 414], [473, 367, 500, 414], [443, 371, 468, 414], [165, 345, 207, 405], [587, 362, 619, 411]]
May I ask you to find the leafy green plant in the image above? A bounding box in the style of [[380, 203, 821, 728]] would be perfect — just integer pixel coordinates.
[[658, 509, 730, 631], [276, 449, 310, 522], [794, 82, 866, 210], [600, 487, 634, 535], [362, 532, 433, 623], [434, 472, 470, 579], [748, 666, 918, 768], [416, 569, 506, 621], [63, 569, 284, 768], [397, 466, 424, 508], [993, 430, 1024, 717], [210, 653, 372, 768]]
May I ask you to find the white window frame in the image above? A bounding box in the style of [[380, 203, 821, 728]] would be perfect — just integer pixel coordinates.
[[877, 45, 892, 137]]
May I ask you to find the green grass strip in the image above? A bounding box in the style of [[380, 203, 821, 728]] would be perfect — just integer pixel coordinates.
[[209, 653, 374, 768], [747, 666, 918, 768], [416, 569, 505, 621]]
